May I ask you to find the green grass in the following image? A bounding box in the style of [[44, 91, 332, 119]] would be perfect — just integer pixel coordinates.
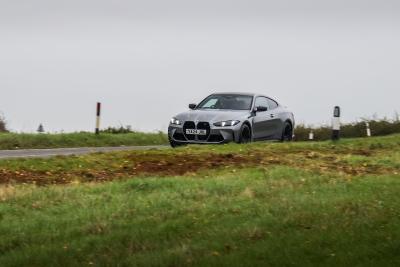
[[0, 132, 168, 150], [0, 135, 400, 266]]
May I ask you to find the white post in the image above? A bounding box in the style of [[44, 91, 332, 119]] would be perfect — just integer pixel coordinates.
[[309, 130, 314, 141], [332, 106, 341, 141], [366, 122, 371, 137]]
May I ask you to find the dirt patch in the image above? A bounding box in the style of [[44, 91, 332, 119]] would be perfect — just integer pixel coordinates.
[[131, 153, 251, 175], [0, 153, 254, 185], [0, 149, 396, 186]]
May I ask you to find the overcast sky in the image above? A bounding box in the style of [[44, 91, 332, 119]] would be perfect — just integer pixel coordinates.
[[1, 0, 399, 132]]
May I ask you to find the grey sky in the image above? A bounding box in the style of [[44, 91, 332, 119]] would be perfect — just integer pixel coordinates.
[[1, 0, 399, 132]]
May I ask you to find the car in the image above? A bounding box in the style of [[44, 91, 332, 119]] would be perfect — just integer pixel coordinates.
[[168, 93, 295, 147]]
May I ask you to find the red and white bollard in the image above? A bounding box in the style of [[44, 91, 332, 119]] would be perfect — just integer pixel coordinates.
[[95, 102, 101, 135]]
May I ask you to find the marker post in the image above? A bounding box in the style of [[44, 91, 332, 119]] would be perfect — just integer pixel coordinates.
[[309, 130, 314, 141], [332, 106, 341, 141], [95, 102, 101, 135], [366, 122, 371, 137]]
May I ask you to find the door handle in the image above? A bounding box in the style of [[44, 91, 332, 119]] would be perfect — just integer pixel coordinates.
[[270, 114, 275, 118]]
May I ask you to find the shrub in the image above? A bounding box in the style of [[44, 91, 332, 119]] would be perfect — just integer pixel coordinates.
[[0, 114, 7, 132], [101, 125, 134, 134]]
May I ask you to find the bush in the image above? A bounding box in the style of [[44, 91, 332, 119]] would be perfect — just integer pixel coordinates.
[[295, 119, 400, 141], [0, 114, 7, 132], [101, 125, 134, 134]]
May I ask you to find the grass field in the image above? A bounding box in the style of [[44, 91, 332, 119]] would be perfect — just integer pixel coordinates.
[[0, 135, 400, 266], [0, 132, 168, 150]]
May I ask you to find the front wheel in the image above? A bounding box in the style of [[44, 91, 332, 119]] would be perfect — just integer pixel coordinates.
[[238, 124, 252, 144], [281, 122, 293, 142], [169, 135, 184, 148], [169, 140, 180, 148]]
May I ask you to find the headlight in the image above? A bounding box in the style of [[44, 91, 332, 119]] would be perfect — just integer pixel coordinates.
[[213, 120, 240, 127], [170, 118, 182, 125]]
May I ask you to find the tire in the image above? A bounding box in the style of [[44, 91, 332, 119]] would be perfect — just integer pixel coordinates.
[[238, 124, 252, 144], [169, 140, 180, 148], [281, 122, 293, 142], [169, 135, 183, 148]]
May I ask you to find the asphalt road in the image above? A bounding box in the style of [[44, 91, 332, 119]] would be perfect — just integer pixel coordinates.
[[0, 146, 167, 160]]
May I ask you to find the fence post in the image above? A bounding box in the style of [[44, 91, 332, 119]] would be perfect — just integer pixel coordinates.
[[332, 106, 341, 141], [95, 102, 101, 135]]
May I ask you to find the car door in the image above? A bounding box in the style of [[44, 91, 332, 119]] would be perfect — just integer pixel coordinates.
[[266, 98, 284, 138], [252, 97, 277, 140]]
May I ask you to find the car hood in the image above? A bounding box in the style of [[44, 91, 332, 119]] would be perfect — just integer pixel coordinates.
[[175, 109, 251, 123]]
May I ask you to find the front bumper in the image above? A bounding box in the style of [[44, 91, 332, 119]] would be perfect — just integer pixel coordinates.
[[168, 123, 241, 144]]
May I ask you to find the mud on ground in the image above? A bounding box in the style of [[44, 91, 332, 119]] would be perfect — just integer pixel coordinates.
[[0, 146, 398, 185]]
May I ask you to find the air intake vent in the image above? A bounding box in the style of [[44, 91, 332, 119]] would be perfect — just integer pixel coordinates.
[[197, 122, 210, 141], [183, 121, 196, 140]]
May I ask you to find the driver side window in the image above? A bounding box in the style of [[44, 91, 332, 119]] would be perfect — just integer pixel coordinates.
[[255, 97, 269, 110], [202, 98, 218, 108]]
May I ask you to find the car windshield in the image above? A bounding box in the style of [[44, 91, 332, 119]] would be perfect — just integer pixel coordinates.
[[197, 94, 253, 110]]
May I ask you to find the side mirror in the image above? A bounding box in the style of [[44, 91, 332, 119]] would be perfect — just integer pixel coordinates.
[[189, 103, 197, 110], [254, 106, 268, 112]]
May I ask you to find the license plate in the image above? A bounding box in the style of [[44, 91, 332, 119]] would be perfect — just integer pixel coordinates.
[[186, 129, 207, 135]]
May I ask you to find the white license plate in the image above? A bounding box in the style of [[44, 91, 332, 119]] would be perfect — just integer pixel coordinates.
[[186, 129, 207, 135]]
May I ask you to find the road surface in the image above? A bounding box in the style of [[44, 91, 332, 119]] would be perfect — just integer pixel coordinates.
[[0, 146, 167, 160]]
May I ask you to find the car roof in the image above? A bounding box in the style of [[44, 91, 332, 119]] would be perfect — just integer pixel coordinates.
[[211, 92, 256, 97], [210, 92, 279, 105], [211, 92, 274, 98]]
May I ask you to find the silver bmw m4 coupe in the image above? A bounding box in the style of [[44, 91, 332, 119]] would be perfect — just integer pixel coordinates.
[[168, 93, 295, 147]]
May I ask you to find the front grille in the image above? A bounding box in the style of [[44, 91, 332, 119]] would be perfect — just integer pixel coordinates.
[[197, 122, 211, 141], [183, 121, 196, 140], [183, 121, 211, 141]]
